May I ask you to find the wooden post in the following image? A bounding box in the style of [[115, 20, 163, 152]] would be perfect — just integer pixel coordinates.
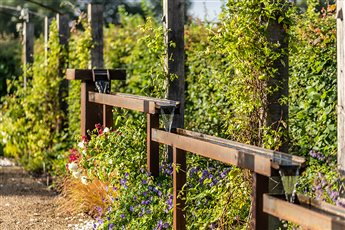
[[337, 0, 345, 200], [251, 3, 289, 229], [23, 22, 34, 87], [44, 17, 51, 65], [173, 147, 186, 230], [337, 0, 345, 175], [87, 3, 113, 129], [57, 14, 70, 131], [251, 173, 269, 229], [163, 0, 185, 162], [147, 113, 160, 178], [80, 4, 105, 136]]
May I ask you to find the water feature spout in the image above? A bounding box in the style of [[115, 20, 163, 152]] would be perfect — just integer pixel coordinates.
[[159, 104, 177, 161], [95, 80, 110, 94], [160, 105, 176, 132], [279, 165, 301, 203]]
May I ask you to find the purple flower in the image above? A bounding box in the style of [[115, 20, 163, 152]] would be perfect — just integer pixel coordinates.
[[210, 222, 217, 229], [309, 150, 326, 161], [202, 169, 208, 178], [166, 195, 173, 210], [120, 178, 127, 186], [155, 220, 163, 230], [109, 223, 114, 230], [130, 206, 134, 212], [120, 214, 125, 219]]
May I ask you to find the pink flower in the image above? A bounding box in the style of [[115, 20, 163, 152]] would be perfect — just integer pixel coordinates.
[[68, 149, 79, 162], [95, 123, 103, 135], [81, 135, 88, 143]]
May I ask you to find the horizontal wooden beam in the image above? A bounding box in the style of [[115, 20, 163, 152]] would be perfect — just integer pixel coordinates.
[[176, 129, 305, 170], [151, 129, 264, 176], [263, 194, 345, 230], [151, 129, 305, 176], [66, 69, 126, 81], [89, 92, 179, 114]]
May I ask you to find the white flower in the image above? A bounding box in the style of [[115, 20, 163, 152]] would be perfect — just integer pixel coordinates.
[[82, 149, 87, 155], [78, 141, 84, 149], [81, 176, 88, 185], [68, 162, 78, 172], [72, 170, 82, 178], [103, 127, 110, 133]]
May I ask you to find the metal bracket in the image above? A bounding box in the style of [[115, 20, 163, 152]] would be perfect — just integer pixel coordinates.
[[92, 69, 110, 94]]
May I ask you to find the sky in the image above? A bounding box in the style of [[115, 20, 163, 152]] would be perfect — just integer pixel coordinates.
[[189, 0, 223, 21], [127, 0, 224, 21]]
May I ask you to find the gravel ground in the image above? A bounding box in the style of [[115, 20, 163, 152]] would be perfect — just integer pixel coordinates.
[[0, 157, 95, 230]]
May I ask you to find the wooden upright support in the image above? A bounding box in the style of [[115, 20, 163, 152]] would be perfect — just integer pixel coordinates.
[[251, 173, 269, 229], [163, 0, 185, 127], [337, 0, 345, 200], [44, 17, 51, 65], [79, 4, 110, 136], [173, 147, 186, 230], [251, 2, 289, 229], [147, 113, 160, 178], [86, 3, 113, 129], [163, 0, 185, 163], [337, 0, 345, 176], [163, 2, 187, 228], [57, 14, 70, 131], [23, 22, 34, 87]]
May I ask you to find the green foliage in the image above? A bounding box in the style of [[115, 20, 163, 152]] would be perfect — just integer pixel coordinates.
[[290, 1, 336, 158], [289, 1, 342, 203], [105, 7, 166, 98], [75, 117, 173, 229], [0, 20, 66, 172]]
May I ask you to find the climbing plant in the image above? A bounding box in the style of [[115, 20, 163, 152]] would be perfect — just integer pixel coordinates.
[[0, 19, 66, 172]]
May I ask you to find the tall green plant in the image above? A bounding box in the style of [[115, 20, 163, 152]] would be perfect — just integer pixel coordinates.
[[0, 20, 65, 172]]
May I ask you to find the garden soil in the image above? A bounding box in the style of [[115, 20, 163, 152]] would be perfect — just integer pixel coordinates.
[[0, 158, 94, 230]]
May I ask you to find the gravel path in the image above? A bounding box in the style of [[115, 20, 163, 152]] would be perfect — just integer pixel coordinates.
[[0, 158, 95, 230]]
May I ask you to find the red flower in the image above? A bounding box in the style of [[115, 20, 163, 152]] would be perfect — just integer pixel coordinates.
[[81, 135, 88, 143], [95, 123, 103, 135], [68, 148, 80, 162]]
